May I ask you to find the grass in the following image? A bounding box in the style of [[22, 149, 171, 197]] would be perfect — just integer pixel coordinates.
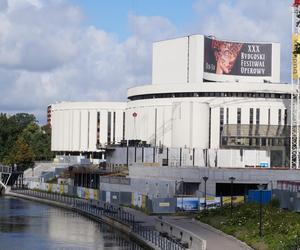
[[196, 201, 300, 250]]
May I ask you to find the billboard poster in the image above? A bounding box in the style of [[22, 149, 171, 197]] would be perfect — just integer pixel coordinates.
[[204, 36, 272, 77], [199, 197, 221, 208], [177, 197, 199, 211]]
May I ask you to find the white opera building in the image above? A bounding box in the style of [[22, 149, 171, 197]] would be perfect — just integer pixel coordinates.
[[51, 35, 291, 167]]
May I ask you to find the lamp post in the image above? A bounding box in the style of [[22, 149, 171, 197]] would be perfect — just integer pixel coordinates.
[[229, 177, 236, 217], [203, 176, 209, 211], [257, 184, 265, 237]]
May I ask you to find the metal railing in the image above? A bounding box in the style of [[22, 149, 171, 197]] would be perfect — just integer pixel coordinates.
[[0, 165, 12, 173], [11, 188, 187, 250]]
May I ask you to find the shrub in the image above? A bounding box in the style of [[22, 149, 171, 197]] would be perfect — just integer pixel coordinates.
[[270, 198, 280, 208]]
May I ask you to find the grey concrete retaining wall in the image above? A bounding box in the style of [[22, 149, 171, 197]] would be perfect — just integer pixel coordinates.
[[155, 218, 206, 250]]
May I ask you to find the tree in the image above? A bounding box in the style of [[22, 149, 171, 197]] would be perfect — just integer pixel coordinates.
[[0, 113, 53, 167], [5, 137, 35, 169]]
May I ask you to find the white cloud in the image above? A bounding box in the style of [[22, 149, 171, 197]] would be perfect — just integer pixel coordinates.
[[0, 0, 176, 123], [192, 0, 291, 82], [0, 0, 293, 124]]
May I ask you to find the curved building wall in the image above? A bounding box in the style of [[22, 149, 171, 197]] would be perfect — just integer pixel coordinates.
[[125, 83, 291, 149], [51, 102, 126, 152]]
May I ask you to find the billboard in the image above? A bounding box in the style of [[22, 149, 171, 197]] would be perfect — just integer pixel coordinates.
[[204, 36, 272, 77], [177, 197, 199, 211], [292, 33, 300, 79]]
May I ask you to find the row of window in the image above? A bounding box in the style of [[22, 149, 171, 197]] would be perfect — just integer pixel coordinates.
[[128, 92, 291, 101], [220, 108, 288, 126], [96, 111, 126, 146], [222, 137, 287, 148]]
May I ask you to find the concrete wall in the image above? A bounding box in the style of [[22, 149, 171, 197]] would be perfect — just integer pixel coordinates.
[[125, 93, 289, 149], [100, 177, 176, 199], [106, 146, 271, 169], [128, 165, 300, 196]]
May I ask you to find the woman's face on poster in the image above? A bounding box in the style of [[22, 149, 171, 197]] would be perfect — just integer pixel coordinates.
[[216, 44, 234, 74]]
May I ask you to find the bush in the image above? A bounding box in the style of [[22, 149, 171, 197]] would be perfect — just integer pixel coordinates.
[[270, 198, 280, 208]]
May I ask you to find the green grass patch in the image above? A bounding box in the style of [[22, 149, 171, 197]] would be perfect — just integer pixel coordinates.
[[196, 202, 300, 250]]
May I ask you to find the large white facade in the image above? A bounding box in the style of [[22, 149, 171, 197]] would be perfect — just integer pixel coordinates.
[[125, 82, 290, 149], [51, 102, 126, 152], [50, 34, 291, 167]]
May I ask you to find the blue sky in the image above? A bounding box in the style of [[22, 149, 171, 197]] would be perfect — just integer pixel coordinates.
[[70, 0, 197, 40], [0, 0, 292, 123]]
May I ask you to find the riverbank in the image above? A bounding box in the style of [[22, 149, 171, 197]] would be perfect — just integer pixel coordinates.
[[6, 189, 252, 250], [6, 190, 159, 250]]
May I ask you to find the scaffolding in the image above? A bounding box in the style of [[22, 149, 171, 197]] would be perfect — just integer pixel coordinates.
[[290, 0, 300, 168]]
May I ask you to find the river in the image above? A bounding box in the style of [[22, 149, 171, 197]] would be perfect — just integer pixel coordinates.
[[0, 196, 143, 250]]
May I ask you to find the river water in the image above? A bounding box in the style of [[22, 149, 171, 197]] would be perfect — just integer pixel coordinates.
[[0, 196, 143, 250]]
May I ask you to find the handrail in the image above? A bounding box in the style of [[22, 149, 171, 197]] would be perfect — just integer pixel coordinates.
[[0, 180, 7, 190]]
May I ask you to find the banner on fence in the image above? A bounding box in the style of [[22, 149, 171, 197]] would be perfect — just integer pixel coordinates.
[[222, 196, 244, 204], [199, 197, 221, 208], [177, 197, 199, 211]]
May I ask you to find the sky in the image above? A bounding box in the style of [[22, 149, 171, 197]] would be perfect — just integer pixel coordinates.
[[0, 0, 292, 124]]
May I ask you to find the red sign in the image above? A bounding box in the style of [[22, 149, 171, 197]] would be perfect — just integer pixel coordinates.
[[132, 112, 137, 117]]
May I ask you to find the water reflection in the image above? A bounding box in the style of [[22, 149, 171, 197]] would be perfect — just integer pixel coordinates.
[[0, 196, 143, 250]]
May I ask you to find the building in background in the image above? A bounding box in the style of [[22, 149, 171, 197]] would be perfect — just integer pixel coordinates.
[[47, 105, 52, 127], [50, 35, 291, 168]]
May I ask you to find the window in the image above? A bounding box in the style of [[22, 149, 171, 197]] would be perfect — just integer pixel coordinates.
[[122, 112, 125, 140], [226, 108, 229, 124], [284, 109, 288, 125], [249, 108, 253, 125], [278, 109, 281, 125], [220, 108, 224, 127], [107, 112, 111, 144], [113, 112, 116, 143], [268, 109, 270, 125], [96, 112, 100, 145], [237, 108, 241, 124], [256, 109, 260, 125], [220, 108, 224, 144]]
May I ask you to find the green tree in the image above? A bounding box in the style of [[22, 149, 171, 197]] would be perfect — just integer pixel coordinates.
[[0, 112, 53, 167], [5, 137, 35, 169]]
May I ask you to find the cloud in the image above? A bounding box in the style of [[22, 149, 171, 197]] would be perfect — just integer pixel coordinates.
[[0, 0, 293, 124], [0, 0, 176, 123], [192, 0, 291, 82]]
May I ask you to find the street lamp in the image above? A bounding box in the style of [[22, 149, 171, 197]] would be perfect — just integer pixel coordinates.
[[229, 177, 236, 217], [257, 184, 265, 237], [203, 176, 209, 211]]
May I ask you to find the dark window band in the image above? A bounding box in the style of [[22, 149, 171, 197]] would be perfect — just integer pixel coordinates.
[[128, 92, 291, 101]]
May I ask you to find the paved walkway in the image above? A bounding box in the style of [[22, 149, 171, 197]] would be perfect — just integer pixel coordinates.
[[123, 207, 252, 250], [164, 216, 251, 250]]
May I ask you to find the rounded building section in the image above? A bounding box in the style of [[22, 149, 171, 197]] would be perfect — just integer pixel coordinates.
[[51, 102, 126, 154], [125, 82, 291, 166]]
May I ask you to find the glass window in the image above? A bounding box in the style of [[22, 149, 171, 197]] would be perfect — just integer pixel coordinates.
[[249, 108, 253, 124], [107, 112, 111, 144], [284, 109, 288, 125], [278, 109, 281, 125], [226, 108, 229, 124], [237, 108, 241, 124], [97, 112, 100, 145], [113, 112, 116, 143], [256, 109, 260, 125], [122, 112, 125, 140]]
